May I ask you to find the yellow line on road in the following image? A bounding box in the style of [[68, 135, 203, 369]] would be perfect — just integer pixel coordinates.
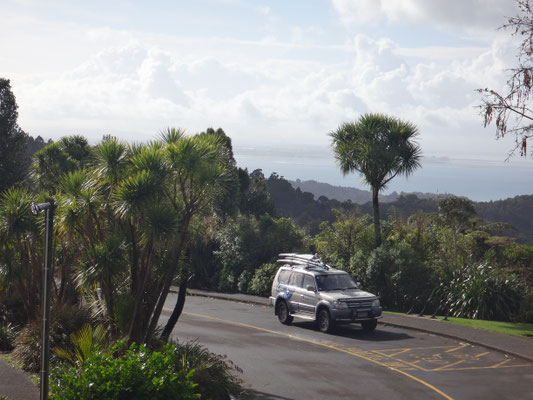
[[371, 350, 430, 372], [491, 359, 511, 368], [475, 352, 490, 358], [445, 344, 467, 353], [181, 310, 454, 400], [429, 363, 532, 372], [387, 348, 412, 357], [431, 360, 466, 371]]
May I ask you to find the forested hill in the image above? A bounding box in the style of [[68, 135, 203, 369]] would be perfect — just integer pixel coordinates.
[[290, 179, 451, 204], [266, 174, 533, 242], [475, 196, 533, 240]]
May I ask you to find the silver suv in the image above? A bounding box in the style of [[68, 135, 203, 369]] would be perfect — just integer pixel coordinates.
[[269, 254, 382, 333]]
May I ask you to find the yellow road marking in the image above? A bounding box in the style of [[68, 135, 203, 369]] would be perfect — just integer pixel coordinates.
[[387, 348, 412, 357], [365, 343, 531, 372], [491, 359, 511, 368], [180, 310, 454, 400], [445, 344, 467, 353], [431, 360, 466, 371], [429, 363, 532, 372], [371, 350, 430, 371], [369, 345, 454, 352]]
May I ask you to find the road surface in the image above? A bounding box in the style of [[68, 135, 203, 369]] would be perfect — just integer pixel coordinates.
[[163, 294, 533, 400]]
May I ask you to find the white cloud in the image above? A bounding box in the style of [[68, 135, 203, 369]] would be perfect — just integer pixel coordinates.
[[331, 0, 518, 33], [1, 5, 520, 163]]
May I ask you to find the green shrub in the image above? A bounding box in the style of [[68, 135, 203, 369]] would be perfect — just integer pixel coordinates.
[[248, 263, 278, 296], [0, 323, 17, 351], [173, 340, 243, 400], [519, 289, 533, 323], [354, 242, 432, 311], [50, 342, 199, 400], [13, 305, 92, 372], [446, 263, 524, 321], [237, 270, 253, 293]]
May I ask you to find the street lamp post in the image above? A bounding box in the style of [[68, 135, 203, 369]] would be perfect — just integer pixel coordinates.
[[31, 200, 55, 400]]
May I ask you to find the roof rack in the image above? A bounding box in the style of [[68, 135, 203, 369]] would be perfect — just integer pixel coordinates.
[[277, 253, 331, 271]]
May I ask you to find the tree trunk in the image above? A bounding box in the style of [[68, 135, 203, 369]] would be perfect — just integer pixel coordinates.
[[372, 187, 382, 247], [160, 275, 189, 340], [143, 214, 192, 343]]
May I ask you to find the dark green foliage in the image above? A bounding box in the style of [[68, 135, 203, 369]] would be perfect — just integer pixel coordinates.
[[26, 135, 51, 158], [476, 195, 533, 243], [267, 173, 343, 235], [215, 214, 306, 292], [172, 340, 242, 400], [439, 196, 477, 234], [12, 305, 92, 372], [360, 242, 432, 309], [0, 323, 17, 351], [248, 263, 279, 296], [0, 78, 29, 192], [445, 263, 524, 321], [31, 135, 92, 192], [50, 342, 199, 400], [242, 169, 276, 217], [519, 290, 533, 323]]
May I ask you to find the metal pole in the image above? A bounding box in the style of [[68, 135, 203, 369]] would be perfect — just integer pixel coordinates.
[[34, 200, 54, 400]]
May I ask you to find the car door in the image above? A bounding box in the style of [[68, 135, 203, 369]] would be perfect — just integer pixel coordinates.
[[298, 273, 318, 315], [287, 271, 304, 313]]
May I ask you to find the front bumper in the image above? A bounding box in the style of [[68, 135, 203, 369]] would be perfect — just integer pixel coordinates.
[[332, 306, 382, 322]]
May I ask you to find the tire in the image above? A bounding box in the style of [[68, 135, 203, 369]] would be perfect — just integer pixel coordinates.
[[317, 308, 334, 333], [277, 301, 293, 325], [361, 319, 378, 332]]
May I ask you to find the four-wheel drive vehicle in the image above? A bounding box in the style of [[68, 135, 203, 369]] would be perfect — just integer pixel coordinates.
[[269, 253, 382, 333]]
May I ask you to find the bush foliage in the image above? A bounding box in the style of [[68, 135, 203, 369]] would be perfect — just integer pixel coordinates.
[[50, 342, 199, 400]]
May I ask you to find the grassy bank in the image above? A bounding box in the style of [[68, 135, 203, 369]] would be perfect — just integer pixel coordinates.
[[384, 311, 533, 338]]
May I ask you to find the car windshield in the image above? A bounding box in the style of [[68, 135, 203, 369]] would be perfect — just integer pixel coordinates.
[[315, 273, 357, 291]]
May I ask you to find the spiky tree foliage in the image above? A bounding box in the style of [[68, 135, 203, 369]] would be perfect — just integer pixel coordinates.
[[153, 132, 233, 340], [330, 113, 422, 247], [31, 135, 92, 193], [0, 188, 42, 320]]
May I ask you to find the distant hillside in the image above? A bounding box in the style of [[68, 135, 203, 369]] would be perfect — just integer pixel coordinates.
[[475, 195, 533, 242], [268, 176, 533, 243], [290, 179, 451, 204]]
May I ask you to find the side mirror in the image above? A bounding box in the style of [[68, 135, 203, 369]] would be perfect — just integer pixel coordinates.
[[306, 285, 315, 292], [355, 282, 362, 289]]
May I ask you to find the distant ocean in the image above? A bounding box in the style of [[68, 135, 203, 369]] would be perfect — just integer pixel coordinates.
[[234, 149, 533, 202]]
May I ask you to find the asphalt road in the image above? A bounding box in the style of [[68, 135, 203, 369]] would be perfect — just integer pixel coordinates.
[[163, 294, 533, 400]]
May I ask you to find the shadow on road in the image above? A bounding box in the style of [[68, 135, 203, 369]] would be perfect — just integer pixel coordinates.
[[291, 321, 413, 342], [240, 388, 294, 400]]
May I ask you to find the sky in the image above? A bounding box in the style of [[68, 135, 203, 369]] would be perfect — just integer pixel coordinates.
[[2, 0, 533, 201]]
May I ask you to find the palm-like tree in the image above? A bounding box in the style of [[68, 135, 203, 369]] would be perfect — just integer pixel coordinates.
[[330, 113, 422, 247], [0, 188, 42, 320]]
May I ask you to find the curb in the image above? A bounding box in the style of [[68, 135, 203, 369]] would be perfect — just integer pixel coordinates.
[[182, 289, 533, 363]]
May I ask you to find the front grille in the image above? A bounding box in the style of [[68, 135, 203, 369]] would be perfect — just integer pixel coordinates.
[[342, 299, 372, 309]]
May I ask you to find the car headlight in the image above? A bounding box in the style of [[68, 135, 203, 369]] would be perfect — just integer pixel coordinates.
[[332, 301, 348, 309], [372, 299, 380, 308]]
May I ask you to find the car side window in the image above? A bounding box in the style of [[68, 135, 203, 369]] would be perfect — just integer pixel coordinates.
[[278, 270, 292, 284], [303, 274, 315, 290], [289, 272, 304, 288]]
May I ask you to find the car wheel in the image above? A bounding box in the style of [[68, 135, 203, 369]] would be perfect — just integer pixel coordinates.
[[277, 301, 293, 325], [361, 319, 377, 332], [317, 309, 334, 333]]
